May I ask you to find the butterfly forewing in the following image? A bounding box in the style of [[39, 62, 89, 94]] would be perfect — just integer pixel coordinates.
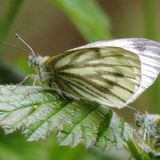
[[48, 47, 141, 108]]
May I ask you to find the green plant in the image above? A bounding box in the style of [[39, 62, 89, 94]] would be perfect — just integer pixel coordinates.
[[0, 0, 159, 160]]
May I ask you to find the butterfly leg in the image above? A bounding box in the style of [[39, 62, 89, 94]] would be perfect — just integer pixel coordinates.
[[11, 74, 36, 91], [22, 75, 39, 99], [53, 83, 68, 101], [32, 75, 39, 86], [11, 74, 39, 100]]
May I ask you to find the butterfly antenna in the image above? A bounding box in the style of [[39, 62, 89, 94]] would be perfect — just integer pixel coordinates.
[[15, 33, 36, 57], [0, 41, 29, 52], [126, 105, 140, 113]]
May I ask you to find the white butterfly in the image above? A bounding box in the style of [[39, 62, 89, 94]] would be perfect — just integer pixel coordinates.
[[16, 35, 160, 109]]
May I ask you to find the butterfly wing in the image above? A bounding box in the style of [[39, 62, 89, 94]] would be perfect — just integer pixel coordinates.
[[77, 38, 160, 105], [47, 46, 141, 108]]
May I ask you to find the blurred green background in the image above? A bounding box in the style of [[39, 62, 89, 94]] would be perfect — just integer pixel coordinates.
[[0, 0, 159, 160]]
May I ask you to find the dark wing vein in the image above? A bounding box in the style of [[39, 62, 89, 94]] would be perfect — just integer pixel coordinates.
[[57, 72, 127, 103], [50, 46, 141, 107], [56, 63, 140, 71]]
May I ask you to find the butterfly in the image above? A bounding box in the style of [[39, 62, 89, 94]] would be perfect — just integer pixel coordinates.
[[16, 34, 160, 109]]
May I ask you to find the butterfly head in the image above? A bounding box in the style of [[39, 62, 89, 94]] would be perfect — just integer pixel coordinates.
[[28, 54, 39, 68], [16, 34, 44, 68], [16, 34, 51, 82], [15, 34, 38, 67], [28, 54, 49, 70]]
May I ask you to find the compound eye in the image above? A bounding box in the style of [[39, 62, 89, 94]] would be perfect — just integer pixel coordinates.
[[28, 55, 38, 68]]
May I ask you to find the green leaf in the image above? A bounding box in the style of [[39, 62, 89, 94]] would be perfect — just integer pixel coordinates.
[[127, 139, 152, 160], [0, 85, 133, 151], [0, 131, 90, 160], [50, 0, 111, 42]]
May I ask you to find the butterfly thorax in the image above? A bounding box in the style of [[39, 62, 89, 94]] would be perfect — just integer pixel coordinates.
[[28, 55, 54, 85]]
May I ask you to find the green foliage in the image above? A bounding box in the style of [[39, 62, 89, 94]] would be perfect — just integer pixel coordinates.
[[143, 0, 157, 40], [143, 0, 160, 113], [50, 0, 111, 42], [127, 139, 151, 160], [0, 85, 132, 151], [0, 0, 24, 83], [0, 131, 92, 160], [1, 85, 159, 160], [0, 0, 23, 42], [0, 0, 159, 159]]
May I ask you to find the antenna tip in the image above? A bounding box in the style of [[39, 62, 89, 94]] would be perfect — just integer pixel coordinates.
[[15, 33, 36, 57]]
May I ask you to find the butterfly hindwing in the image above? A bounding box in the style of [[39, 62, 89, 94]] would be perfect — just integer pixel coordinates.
[[48, 47, 141, 108]]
